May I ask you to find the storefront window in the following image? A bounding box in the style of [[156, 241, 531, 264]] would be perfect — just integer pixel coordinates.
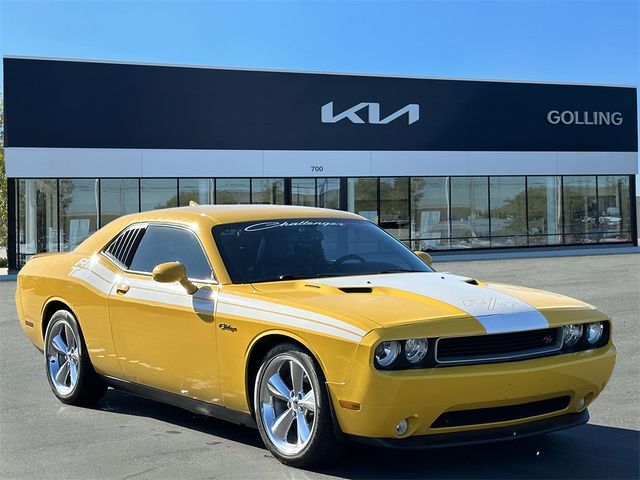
[[317, 178, 340, 209], [178, 178, 214, 206], [527, 176, 562, 246], [291, 179, 316, 206], [252, 178, 285, 204], [59, 179, 99, 251], [100, 179, 139, 226], [216, 179, 250, 204], [596, 175, 632, 243], [450, 177, 490, 248], [17, 179, 58, 261], [347, 178, 378, 222], [140, 179, 178, 211], [490, 177, 527, 247], [411, 177, 450, 251], [563, 176, 597, 244], [380, 177, 409, 240]]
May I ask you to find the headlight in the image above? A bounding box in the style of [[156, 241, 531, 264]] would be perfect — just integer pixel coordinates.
[[404, 338, 428, 363], [586, 322, 604, 344], [563, 324, 583, 347], [375, 341, 401, 367]]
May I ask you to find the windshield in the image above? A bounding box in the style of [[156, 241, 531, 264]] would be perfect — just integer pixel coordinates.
[[212, 218, 433, 284]]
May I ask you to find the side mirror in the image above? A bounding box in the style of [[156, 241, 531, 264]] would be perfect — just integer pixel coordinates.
[[152, 261, 198, 294], [413, 251, 433, 266]]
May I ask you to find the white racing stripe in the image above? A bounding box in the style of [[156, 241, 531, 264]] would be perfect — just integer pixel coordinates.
[[312, 273, 549, 334], [217, 301, 364, 342], [219, 294, 367, 338], [69, 258, 545, 336], [68, 258, 358, 338], [69, 256, 119, 295]]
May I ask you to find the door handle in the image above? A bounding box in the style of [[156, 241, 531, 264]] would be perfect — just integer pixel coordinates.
[[115, 283, 130, 294]]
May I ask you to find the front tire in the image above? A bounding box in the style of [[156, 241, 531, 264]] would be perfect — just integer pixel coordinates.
[[44, 310, 107, 405], [254, 343, 338, 467]]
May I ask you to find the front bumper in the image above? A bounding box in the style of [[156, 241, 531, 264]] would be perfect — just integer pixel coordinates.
[[327, 343, 615, 439], [348, 410, 589, 449]]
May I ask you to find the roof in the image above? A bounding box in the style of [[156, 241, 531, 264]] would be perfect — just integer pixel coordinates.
[[74, 205, 363, 256], [123, 204, 363, 226]]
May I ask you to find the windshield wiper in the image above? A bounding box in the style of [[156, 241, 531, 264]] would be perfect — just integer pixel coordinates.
[[378, 269, 424, 274], [254, 272, 353, 283], [255, 274, 319, 283]]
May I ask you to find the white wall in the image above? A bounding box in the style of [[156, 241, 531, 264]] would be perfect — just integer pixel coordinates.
[[5, 147, 638, 178]]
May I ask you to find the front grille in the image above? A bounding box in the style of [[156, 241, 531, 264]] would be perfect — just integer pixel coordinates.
[[435, 327, 562, 365], [431, 396, 571, 429]]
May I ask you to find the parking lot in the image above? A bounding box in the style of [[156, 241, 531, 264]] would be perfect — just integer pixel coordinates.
[[1, 253, 638, 479]]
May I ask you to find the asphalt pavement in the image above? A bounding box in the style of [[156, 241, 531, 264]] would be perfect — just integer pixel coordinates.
[[1, 253, 638, 479]]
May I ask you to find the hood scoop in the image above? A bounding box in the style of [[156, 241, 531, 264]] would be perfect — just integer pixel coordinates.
[[338, 287, 373, 294], [464, 278, 480, 285]]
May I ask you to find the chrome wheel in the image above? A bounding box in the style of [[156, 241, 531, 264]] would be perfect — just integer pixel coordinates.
[[258, 355, 317, 456], [46, 319, 80, 396]]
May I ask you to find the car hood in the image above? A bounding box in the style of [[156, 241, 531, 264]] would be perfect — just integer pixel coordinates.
[[250, 272, 607, 335]]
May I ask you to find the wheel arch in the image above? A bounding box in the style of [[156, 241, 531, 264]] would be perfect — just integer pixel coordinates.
[[41, 297, 76, 339], [244, 330, 328, 416]]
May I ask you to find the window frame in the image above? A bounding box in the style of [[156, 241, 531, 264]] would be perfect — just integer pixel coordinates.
[[101, 221, 218, 285]]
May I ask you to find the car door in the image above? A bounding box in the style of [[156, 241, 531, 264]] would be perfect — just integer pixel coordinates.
[[107, 223, 221, 403]]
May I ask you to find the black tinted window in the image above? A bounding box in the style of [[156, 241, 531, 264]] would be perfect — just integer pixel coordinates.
[[212, 218, 432, 284], [129, 225, 213, 281]]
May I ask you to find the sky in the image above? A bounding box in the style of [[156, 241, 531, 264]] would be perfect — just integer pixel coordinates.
[[0, 0, 638, 174]]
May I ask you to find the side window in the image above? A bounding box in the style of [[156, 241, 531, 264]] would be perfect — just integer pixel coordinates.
[[104, 225, 146, 268], [129, 225, 213, 281]]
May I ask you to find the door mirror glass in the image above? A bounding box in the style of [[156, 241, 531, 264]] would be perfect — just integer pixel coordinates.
[[413, 251, 433, 266], [152, 261, 198, 294]]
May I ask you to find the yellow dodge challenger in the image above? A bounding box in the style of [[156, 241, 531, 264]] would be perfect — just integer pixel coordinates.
[[16, 205, 615, 466]]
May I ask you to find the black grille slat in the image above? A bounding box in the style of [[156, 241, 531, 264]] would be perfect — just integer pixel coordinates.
[[431, 396, 571, 428], [436, 327, 561, 365]]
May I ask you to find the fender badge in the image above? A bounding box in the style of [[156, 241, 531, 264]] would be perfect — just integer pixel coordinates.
[[218, 323, 237, 333]]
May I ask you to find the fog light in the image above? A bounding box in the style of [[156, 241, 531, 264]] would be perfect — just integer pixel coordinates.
[[395, 419, 409, 436], [563, 324, 583, 347], [577, 397, 586, 410], [586, 322, 604, 345]]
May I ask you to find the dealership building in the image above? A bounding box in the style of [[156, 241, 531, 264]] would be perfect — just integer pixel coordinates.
[[3, 57, 638, 270]]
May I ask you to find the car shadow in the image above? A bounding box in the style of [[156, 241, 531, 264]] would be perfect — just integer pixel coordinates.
[[316, 424, 640, 479], [94, 389, 639, 479], [95, 388, 265, 449]]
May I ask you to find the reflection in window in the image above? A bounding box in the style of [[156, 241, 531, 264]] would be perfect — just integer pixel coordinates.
[[17, 179, 58, 261], [59, 179, 99, 251], [597, 176, 631, 243], [411, 177, 450, 251], [179, 178, 214, 206], [490, 177, 527, 246], [100, 179, 139, 226], [216, 179, 250, 204], [380, 178, 409, 240], [140, 179, 178, 211], [527, 176, 562, 245], [129, 226, 213, 280], [450, 177, 490, 248], [292, 179, 316, 206], [252, 178, 285, 204], [317, 178, 340, 209], [347, 178, 378, 222], [563, 176, 597, 244]]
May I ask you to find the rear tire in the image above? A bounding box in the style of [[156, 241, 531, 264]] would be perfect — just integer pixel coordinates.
[[254, 343, 338, 467], [44, 310, 107, 405]]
